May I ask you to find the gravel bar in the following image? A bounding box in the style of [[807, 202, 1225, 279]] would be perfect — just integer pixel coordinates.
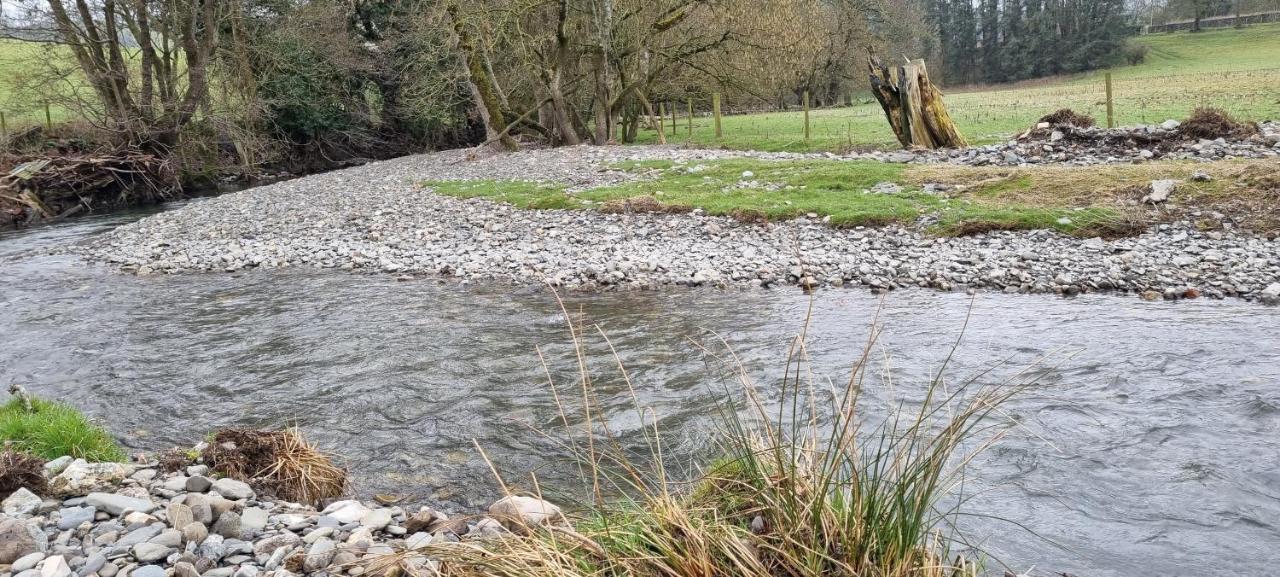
[[76, 145, 1280, 303]]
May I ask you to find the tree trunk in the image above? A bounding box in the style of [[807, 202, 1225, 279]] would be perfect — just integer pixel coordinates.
[[867, 54, 967, 149], [450, 4, 518, 151]]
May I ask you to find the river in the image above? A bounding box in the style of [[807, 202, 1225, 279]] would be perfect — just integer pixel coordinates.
[[2, 199, 1278, 576]]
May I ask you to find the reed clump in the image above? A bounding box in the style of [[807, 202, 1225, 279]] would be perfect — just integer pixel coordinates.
[[416, 297, 1025, 577], [203, 427, 347, 505]]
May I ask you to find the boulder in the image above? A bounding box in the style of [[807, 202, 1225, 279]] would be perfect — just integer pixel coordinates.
[[1260, 282, 1280, 305], [302, 538, 336, 573], [47, 460, 132, 497], [320, 500, 371, 524], [1142, 179, 1178, 204], [0, 518, 47, 564], [488, 496, 563, 530], [2, 487, 43, 516]]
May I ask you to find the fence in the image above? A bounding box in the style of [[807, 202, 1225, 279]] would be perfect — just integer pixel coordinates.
[[1144, 11, 1280, 33]]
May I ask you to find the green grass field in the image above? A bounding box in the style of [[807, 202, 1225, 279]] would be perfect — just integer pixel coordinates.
[[635, 23, 1280, 151]]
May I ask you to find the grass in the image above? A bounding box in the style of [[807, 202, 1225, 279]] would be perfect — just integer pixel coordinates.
[[0, 396, 126, 462], [0, 39, 81, 129], [393, 295, 1026, 577], [634, 23, 1280, 151]]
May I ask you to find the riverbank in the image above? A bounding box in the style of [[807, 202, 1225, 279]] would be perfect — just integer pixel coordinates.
[[74, 142, 1280, 302]]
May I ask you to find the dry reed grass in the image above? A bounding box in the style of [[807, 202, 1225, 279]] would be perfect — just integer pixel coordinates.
[[203, 427, 347, 505]]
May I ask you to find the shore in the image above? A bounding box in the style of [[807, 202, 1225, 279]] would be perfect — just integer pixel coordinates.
[[73, 141, 1280, 303]]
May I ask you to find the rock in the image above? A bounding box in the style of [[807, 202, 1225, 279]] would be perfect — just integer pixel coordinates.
[[1260, 282, 1280, 305], [184, 494, 214, 525], [239, 507, 269, 535], [210, 511, 242, 539], [78, 553, 107, 577], [173, 562, 201, 577], [43, 456, 74, 478], [167, 503, 195, 530], [38, 555, 72, 577], [130, 542, 173, 563], [196, 534, 225, 561], [404, 532, 432, 550], [116, 524, 164, 548], [488, 496, 562, 530], [131, 566, 166, 577], [358, 509, 393, 531], [48, 460, 132, 497], [1161, 119, 1180, 130], [253, 533, 301, 557], [1142, 179, 1178, 204], [185, 477, 213, 493], [1191, 170, 1211, 182], [0, 519, 47, 564], [182, 521, 209, 545], [3, 487, 43, 515], [149, 529, 183, 548], [232, 566, 258, 577], [210, 479, 253, 501], [13, 552, 47, 572], [869, 181, 902, 194], [320, 501, 371, 525], [302, 539, 336, 573], [1138, 149, 1154, 159], [85, 493, 156, 516]]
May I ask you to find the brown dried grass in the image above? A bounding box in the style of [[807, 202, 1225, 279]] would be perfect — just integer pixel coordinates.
[[597, 195, 691, 215], [203, 428, 347, 505]]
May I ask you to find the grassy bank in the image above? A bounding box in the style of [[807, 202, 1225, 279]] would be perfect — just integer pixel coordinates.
[[633, 23, 1280, 151], [424, 157, 1278, 237], [0, 395, 125, 461]]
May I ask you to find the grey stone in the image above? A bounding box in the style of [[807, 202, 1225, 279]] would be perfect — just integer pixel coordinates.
[[77, 553, 107, 577], [210, 479, 253, 501], [0, 519, 47, 564], [252, 533, 300, 557], [302, 539, 336, 573], [39, 555, 72, 577], [232, 566, 259, 577], [358, 509, 392, 531], [129, 543, 173, 563], [173, 562, 200, 577], [115, 525, 164, 548], [2, 488, 42, 516], [183, 494, 213, 525], [488, 495, 562, 529], [196, 534, 225, 561], [148, 529, 183, 548], [239, 508, 268, 535], [184, 477, 213, 493], [85, 493, 156, 516], [48, 461, 132, 497], [167, 503, 194, 530], [43, 456, 74, 477], [210, 511, 241, 539], [1142, 179, 1178, 204], [12, 552, 46, 572], [181, 522, 208, 545], [57, 507, 97, 531], [130, 566, 166, 577]]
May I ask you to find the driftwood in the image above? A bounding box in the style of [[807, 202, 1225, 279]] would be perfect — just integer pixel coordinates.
[[1, 151, 178, 228], [867, 54, 967, 149]]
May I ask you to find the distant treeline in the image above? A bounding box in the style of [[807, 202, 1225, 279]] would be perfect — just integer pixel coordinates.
[[926, 0, 1133, 85]]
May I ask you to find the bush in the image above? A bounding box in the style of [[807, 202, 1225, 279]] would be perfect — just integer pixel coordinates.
[[0, 396, 125, 462], [1123, 43, 1150, 65], [203, 428, 347, 505], [1039, 108, 1096, 128]]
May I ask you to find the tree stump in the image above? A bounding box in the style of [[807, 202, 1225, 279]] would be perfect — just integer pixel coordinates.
[[867, 54, 967, 149]]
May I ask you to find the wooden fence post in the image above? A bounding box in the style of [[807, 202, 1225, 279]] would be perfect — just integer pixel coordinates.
[[45, 103, 53, 130], [687, 98, 693, 136], [1, 111, 6, 140], [803, 90, 811, 143], [712, 93, 722, 139], [669, 102, 676, 136], [1105, 73, 1115, 129]]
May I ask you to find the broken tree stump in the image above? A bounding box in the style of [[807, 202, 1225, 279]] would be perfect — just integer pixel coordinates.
[[867, 54, 967, 149]]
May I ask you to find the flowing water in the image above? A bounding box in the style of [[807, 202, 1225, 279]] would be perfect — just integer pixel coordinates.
[[2, 200, 1278, 576]]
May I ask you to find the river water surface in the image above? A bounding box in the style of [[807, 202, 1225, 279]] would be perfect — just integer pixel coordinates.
[[2, 202, 1278, 576]]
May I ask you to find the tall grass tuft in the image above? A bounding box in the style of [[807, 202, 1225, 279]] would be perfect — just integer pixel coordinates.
[[417, 296, 1028, 577], [0, 396, 125, 462]]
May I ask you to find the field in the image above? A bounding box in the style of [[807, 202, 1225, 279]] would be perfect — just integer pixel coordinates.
[[424, 157, 1280, 237], [635, 23, 1280, 151], [0, 39, 80, 129]]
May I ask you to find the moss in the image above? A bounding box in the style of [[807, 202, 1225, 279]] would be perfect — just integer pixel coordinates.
[[0, 397, 125, 462]]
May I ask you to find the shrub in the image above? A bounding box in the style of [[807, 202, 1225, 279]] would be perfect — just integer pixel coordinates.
[[1180, 107, 1260, 140], [1038, 108, 1096, 128], [1123, 43, 1150, 65], [0, 396, 125, 462]]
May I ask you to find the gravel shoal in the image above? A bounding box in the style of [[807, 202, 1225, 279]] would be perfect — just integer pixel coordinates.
[[76, 145, 1280, 302]]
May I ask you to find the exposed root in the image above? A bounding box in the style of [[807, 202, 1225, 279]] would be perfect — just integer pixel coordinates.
[[0, 448, 47, 499], [1179, 107, 1259, 140]]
